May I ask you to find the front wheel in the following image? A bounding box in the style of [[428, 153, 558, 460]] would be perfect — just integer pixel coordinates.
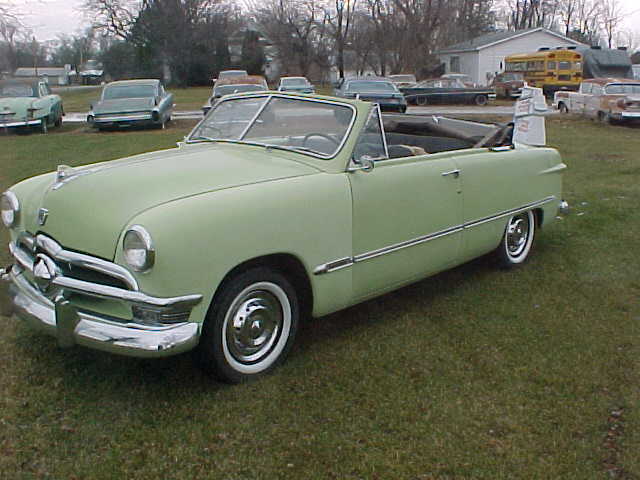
[[558, 103, 569, 114], [40, 117, 48, 134], [474, 95, 488, 106], [198, 268, 299, 383], [495, 210, 536, 267]]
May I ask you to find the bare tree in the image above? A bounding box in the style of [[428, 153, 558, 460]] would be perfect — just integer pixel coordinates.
[[599, 0, 623, 48]]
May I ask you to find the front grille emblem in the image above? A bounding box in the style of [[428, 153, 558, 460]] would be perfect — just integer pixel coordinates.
[[37, 208, 48, 226], [33, 254, 59, 294]]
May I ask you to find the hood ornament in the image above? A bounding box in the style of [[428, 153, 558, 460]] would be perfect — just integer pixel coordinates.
[[52, 164, 92, 191]]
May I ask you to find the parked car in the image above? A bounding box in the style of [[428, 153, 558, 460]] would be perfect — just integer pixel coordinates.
[[214, 70, 248, 83], [87, 79, 173, 130], [202, 76, 268, 114], [277, 76, 315, 94], [492, 72, 525, 98], [335, 77, 407, 113], [1, 90, 566, 383], [389, 74, 417, 87], [0, 79, 63, 133], [440, 73, 477, 87], [553, 77, 640, 124], [400, 78, 493, 106]]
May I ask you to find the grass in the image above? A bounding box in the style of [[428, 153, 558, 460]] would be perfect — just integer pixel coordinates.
[[0, 116, 639, 479]]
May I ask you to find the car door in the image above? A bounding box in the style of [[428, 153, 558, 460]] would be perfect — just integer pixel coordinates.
[[452, 146, 552, 262], [585, 84, 603, 118], [347, 107, 463, 300], [573, 82, 590, 114]]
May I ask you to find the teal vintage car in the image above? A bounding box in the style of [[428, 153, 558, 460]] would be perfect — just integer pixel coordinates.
[[0, 79, 64, 133], [87, 79, 173, 130], [1, 91, 566, 383]]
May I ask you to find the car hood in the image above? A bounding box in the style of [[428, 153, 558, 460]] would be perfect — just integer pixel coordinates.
[[16, 143, 319, 260], [94, 98, 156, 114], [0, 97, 33, 116]]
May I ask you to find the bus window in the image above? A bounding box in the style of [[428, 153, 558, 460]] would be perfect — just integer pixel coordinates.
[[559, 61, 571, 70], [574, 61, 582, 70], [547, 61, 556, 70]]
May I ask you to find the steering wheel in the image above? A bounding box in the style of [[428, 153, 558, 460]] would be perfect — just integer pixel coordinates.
[[302, 132, 339, 147]]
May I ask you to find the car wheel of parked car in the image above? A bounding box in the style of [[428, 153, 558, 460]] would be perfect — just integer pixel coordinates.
[[54, 112, 62, 127], [198, 267, 299, 383], [496, 210, 535, 267], [40, 117, 48, 134], [474, 95, 488, 106], [558, 103, 569, 114], [417, 96, 428, 106]]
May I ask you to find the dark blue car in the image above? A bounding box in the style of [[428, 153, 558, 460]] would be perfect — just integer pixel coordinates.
[[334, 77, 407, 113]]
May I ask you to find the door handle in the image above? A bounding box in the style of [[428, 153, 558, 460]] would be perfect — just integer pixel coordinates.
[[441, 169, 460, 178]]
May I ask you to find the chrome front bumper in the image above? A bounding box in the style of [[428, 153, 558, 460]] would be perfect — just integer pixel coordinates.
[[619, 112, 640, 119], [1, 266, 200, 357]]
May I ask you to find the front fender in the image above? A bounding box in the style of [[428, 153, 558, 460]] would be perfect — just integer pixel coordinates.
[[114, 173, 354, 323]]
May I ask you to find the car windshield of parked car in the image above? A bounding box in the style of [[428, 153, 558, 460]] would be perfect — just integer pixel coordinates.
[[346, 81, 397, 93], [501, 73, 524, 81], [215, 84, 265, 96], [190, 95, 354, 158], [391, 75, 416, 83], [0, 84, 35, 97], [281, 78, 308, 86], [103, 84, 157, 100], [604, 83, 640, 94]]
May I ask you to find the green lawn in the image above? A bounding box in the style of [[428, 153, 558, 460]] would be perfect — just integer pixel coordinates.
[[0, 117, 638, 479]]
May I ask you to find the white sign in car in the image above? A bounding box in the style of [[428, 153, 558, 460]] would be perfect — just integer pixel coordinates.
[[512, 86, 548, 147]]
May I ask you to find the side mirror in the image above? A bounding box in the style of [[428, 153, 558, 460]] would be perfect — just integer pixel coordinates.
[[348, 155, 375, 173]]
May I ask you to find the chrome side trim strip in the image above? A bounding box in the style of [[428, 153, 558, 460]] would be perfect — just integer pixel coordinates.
[[313, 196, 557, 275], [462, 196, 555, 230], [313, 257, 353, 275], [353, 225, 464, 263]]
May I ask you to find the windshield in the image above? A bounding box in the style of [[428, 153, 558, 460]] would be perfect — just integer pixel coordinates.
[[390, 75, 416, 83], [103, 84, 157, 100], [215, 84, 265, 96], [190, 95, 355, 158], [219, 70, 248, 79], [501, 73, 524, 81], [346, 81, 397, 93], [281, 78, 308, 86], [605, 84, 640, 95], [0, 84, 35, 97]]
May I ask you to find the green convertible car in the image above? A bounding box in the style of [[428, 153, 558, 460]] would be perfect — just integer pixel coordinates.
[[1, 91, 566, 383], [0, 79, 64, 133]]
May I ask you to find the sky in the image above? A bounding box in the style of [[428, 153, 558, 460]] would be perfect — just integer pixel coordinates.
[[17, 0, 640, 48]]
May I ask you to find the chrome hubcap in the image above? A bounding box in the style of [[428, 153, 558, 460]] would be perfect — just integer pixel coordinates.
[[506, 214, 529, 257], [226, 289, 283, 364]]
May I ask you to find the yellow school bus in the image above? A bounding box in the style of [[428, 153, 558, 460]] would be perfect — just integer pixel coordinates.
[[505, 48, 583, 95]]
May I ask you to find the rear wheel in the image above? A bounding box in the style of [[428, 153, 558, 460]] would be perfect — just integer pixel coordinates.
[[558, 102, 569, 114], [495, 210, 536, 268], [416, 96, 428, 106], [197, 267, 299, 383]]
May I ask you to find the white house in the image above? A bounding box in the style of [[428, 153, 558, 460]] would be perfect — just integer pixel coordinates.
[[435, 28, 586, 85]]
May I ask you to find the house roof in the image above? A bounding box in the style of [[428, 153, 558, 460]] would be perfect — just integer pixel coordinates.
[[14, 67, 69, 77], [436, 28, 584, 55]]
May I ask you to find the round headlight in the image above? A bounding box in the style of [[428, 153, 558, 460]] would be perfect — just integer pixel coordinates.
[[1, 191, 19, 228], [123, 225, 155, 272]]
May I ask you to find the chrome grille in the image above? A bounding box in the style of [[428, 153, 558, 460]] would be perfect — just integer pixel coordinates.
[[11, 233, 136, 292]]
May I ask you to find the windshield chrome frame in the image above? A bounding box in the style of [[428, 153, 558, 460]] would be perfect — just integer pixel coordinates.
[[186, 93, 358, 160]]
